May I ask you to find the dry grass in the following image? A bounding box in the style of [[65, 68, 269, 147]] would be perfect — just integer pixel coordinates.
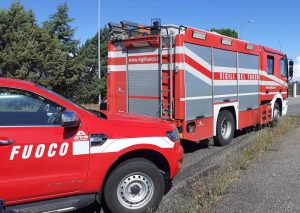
[[173, 116, 300, 213]]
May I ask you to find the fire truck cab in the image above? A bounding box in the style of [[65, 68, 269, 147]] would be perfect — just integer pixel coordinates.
[[107, 20, 294, 146]]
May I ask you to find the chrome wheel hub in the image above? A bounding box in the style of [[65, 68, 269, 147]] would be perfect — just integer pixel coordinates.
[[117, 173, 154, 209], [221, 118, 232, 139], [274, 108, 280, 122]]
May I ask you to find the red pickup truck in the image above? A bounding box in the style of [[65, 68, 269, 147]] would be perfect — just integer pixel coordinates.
[[0, 78, 183, 213]]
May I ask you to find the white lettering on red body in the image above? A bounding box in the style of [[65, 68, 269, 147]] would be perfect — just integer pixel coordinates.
[[128, 55, 159, 64], [22, 145, 33, 159], [219, 73, 259, 81], [48, 143, 57, 157], [59, 143, 69, 156], [9, 142, 69, 160], [238, 73, 259, 80], [219, 73, 236, 80], [10, 146, 21, 160], [35, 144, 46, 158]]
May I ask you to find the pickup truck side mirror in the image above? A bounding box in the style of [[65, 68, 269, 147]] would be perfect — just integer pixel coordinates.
[[62, 110, 81, 128]]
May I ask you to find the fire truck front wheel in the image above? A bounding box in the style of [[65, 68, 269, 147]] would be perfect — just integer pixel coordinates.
[[104, 158, 165, 213], [214, 110, 235, 146], [272, 102, 281, 124]]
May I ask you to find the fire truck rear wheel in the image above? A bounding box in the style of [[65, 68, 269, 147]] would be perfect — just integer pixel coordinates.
[[214, 110, 235, 146], [104, 158, 165, 213]]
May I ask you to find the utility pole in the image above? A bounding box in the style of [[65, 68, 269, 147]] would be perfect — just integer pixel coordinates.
[[98, 0, 101, 105], [238, 20, 254, 39]]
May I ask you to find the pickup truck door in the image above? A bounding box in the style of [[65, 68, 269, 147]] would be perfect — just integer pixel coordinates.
[[0, 87, 90, 204]]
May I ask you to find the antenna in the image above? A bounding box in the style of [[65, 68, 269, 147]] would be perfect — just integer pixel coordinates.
[[279, 40, 282, 52]]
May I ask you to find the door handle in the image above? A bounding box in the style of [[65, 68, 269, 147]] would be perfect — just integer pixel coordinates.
[[0, 139, 15, 146]]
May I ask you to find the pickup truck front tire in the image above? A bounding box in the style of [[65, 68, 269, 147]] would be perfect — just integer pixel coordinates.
[[104, 158, 165, 213]]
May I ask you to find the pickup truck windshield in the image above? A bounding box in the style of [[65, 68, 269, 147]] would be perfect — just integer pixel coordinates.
[[38, 86, 82, 108], [38, 86, 107, 119]]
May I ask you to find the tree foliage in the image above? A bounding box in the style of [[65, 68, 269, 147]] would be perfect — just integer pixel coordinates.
[[210, 28, 238, 39], [0, 2, 66, 90], [71, 27, 109, 104], [0, 1, 108, 104], [43, 3, 80, 99], [43, 3, 79, 55]]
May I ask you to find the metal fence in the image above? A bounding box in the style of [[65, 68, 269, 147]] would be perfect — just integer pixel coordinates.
[[288, 82, 300, 97], [288, 84, 293, 97]]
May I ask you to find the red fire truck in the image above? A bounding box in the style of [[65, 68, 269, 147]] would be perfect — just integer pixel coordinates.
[[107, 21, 294, 146]]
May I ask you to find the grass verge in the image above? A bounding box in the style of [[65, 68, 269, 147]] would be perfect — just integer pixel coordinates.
[[172, 116, 300, 213]]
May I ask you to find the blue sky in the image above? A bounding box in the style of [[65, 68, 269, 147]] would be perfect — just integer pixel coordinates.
[[0, 0, 300, 62]]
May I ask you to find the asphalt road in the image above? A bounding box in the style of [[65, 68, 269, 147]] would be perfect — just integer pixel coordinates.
[[210, 97, 300, 213], [212, 97, 300, 213], [213, 125, 300, 213], [287, 97, 300, 116]]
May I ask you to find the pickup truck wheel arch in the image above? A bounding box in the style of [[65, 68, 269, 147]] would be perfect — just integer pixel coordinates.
[[103, 158, 165, 213], [97, 149, 171, 204]]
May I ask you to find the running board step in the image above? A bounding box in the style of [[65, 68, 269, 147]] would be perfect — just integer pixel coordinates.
[[7, 194, 96, 213]]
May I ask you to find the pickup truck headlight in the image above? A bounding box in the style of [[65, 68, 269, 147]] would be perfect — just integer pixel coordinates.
[[166, 129, 180, 142]]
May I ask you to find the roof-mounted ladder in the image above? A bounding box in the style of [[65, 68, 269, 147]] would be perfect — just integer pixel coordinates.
[[159, 34, 174, 119]]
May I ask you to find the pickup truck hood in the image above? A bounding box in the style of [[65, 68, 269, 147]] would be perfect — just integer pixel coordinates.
[[101, 111, 172, 129]]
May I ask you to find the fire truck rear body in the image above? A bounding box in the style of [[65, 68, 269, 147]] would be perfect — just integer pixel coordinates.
[[107, 23, 289, 142]]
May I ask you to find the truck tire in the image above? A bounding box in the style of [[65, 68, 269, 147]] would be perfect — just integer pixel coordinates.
[[214, 110, 235, 146], [104, 158, 165, 213], [272, 102, 281, 124]]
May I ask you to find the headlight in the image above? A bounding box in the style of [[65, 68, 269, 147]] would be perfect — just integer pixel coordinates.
[[166, 129, 180, 142]]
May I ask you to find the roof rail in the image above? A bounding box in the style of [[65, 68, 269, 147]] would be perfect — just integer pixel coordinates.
[[108, 19, 187, 42]]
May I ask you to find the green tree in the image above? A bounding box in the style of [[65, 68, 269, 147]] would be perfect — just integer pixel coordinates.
[[0, 2, 66, 90], [43, 3, 78, 55], [0, 1, 109, 104], [74, 27, 109, 104], [210, 28, 238, 39], [43, 3, 80, 99]]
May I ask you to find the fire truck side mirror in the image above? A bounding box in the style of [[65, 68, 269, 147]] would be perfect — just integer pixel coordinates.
[[289, 67, 294, 78], [62, 110, 81, 128], [289, 60, 294, 78]]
